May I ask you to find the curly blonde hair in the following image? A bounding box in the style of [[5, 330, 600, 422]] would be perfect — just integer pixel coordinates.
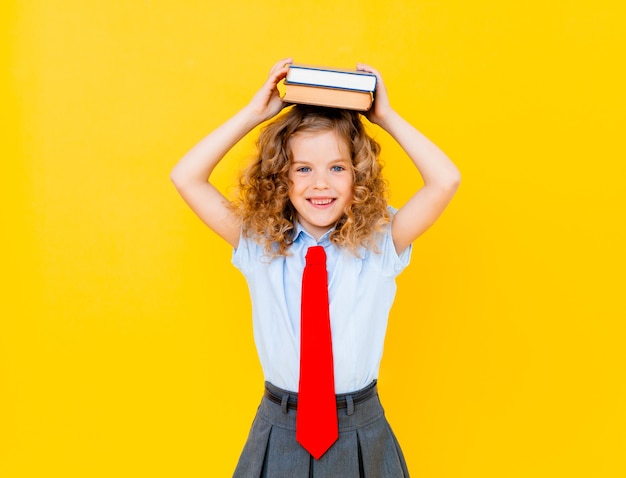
[[232, 104, 390, 256]]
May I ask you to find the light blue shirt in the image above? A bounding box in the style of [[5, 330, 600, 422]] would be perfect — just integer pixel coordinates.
[[232, 213, 411, 394]]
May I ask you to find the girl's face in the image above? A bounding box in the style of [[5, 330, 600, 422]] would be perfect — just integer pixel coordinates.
[[288, 129, 354, 241]]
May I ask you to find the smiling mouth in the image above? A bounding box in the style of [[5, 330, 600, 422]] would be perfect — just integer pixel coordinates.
[[308, 198, 335, 206]]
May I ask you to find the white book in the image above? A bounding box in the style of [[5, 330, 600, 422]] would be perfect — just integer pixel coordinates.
[[285, 64, 377, 92]]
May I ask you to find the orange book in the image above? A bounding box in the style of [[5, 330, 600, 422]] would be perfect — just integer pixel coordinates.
[[282, 84, 373, 111]]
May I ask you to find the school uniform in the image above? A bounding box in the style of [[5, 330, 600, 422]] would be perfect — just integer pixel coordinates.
[[231, 209, 412, 477]]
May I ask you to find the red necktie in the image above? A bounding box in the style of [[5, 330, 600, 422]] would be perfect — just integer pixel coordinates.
[[296, 245, 338, 459]]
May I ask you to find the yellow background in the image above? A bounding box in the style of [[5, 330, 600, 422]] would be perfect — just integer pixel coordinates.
[[2, 1, 625, 476]]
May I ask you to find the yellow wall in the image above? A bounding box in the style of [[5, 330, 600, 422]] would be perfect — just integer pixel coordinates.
[[2, 1, 625, 476]]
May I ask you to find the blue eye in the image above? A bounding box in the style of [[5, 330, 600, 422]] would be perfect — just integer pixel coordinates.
[[298, 166, 312, 173], [331, 165, 345, 172]]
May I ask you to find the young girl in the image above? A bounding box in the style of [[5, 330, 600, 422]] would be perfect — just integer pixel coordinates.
[[171, 58, 460, 477]]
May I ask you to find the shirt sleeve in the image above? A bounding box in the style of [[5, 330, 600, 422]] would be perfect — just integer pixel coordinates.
[[379, 206, 412, 277], [231, 229, 251, 274]]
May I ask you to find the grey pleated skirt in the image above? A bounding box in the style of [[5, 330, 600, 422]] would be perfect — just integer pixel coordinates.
[[233, 381, 410, 477]]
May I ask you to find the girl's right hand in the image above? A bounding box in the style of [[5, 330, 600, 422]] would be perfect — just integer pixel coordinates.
[[171, 58, 293, 250], [245, 57, 293, 123]]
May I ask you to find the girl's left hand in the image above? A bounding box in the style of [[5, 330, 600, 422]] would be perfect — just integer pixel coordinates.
[[356, 63, 394, 126]]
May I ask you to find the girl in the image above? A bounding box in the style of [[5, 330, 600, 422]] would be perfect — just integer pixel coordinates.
[[171, 58, 460, 477]]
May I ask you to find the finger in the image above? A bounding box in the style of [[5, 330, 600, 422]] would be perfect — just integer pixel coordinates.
[[356, 63, 377, 73], [269, 57, 293, 75], [264, 58, 292, 90], [357, 63, 383, 82]]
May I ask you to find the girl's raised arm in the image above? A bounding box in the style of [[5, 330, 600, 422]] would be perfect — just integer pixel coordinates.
[[357, 64, 461, 255], [170, 58, 292, 248]]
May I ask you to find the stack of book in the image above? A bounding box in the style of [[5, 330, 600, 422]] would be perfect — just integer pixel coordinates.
[[282, 64, 377, 111]]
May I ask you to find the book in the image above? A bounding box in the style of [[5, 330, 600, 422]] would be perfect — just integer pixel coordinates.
[[285, 64, 377, 92], [282, 64, 377, 111], [282, 83, 373, 111]]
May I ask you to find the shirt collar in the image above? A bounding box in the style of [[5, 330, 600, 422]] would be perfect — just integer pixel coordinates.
[[293, 221, 334, 245]]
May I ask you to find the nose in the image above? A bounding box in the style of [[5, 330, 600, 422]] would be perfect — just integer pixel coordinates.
[[312, 170, 329, 189]]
